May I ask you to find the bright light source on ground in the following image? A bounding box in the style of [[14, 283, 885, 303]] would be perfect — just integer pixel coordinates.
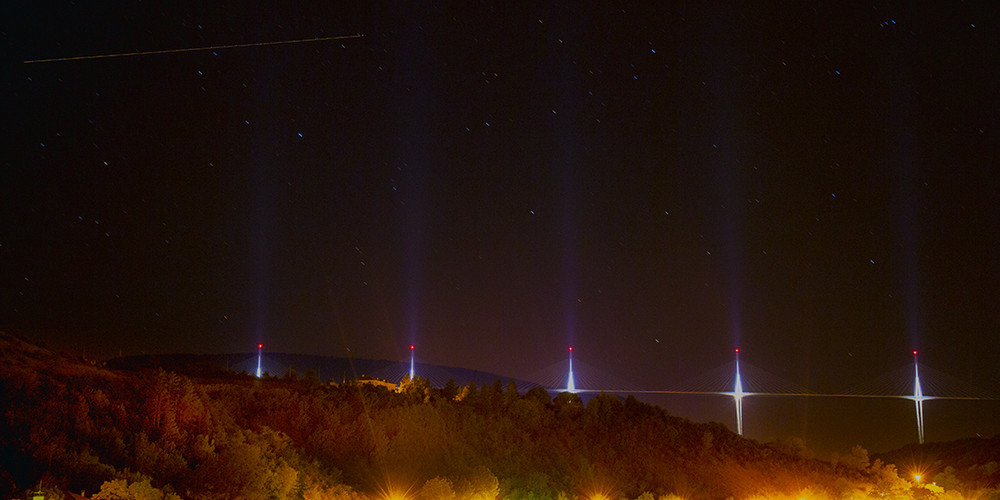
[[377, 487, 413, 500], [581, 481, 618, 500], [376, 477, 415, 500]]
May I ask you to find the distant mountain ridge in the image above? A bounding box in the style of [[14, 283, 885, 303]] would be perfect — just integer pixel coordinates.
[[104, 351, 547, 391]]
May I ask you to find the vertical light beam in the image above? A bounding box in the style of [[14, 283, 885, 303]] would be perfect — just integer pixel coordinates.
[[567, 346, 577, 393]]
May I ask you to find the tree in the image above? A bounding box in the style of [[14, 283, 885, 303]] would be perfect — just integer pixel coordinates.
[[840, 445, 869, 470], [94, 478, 179, 500], [504, 380, 519, 406], [481, 380, 504, 410], [586, 393, 624, 425], [454, 466, 500, 500], [766, 436, 814, 459], [442, 379, 459, 401], [417, 477, 455, 500], [524, 387, 551, 406], [455, 382, 479, 402], [303, 483, 363, 500], [933, 466, 961, 491], [868, 459, 910, 498], [552, 392, 582, 408], [399, 376, 433, 404]]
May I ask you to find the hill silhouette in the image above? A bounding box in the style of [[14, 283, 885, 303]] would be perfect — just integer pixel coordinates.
[[2, 330, 985, 499], [103, 351, 545, 392]]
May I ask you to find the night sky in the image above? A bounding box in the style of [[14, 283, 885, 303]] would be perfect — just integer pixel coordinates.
[[3, 2, 999, 454]]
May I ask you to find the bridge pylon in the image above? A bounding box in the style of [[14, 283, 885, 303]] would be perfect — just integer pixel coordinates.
[[256, 343, 263, 378], [567, 346, 577, 393], [408, 344, 416, 381], [732, 348, 745, 436], [910, 349, 927, 444]]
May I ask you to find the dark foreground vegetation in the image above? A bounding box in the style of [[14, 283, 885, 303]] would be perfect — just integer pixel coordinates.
[[1, 332, 998, 499]]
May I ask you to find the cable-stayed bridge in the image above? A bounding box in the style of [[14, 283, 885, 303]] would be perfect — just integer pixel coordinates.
[[546, 347, 998, 444], [242, 344, 998, 445]]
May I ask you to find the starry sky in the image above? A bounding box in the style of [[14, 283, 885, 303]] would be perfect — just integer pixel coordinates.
[[3, 2, 999, 454]]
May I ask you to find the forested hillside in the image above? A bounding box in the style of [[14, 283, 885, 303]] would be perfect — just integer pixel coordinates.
[[0, 331, 956, 499]]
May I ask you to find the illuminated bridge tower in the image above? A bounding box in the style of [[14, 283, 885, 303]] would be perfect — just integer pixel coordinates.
[[567, 346, 577, 393], [910, 349, 927, 444], [732, 348, 745, 436], [409, 344, 416, 380], [256, 343, 263, 378]]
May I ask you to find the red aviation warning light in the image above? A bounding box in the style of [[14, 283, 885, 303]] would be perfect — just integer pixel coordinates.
[[257, 343, 263, 349], [734, 348, 740, 353], [410, 344, 415, 351], [568, 345, 574, 352], [912, 349, 918, 356]]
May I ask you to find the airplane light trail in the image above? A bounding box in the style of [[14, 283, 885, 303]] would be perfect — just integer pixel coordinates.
[[23, 34, 364, 64]]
